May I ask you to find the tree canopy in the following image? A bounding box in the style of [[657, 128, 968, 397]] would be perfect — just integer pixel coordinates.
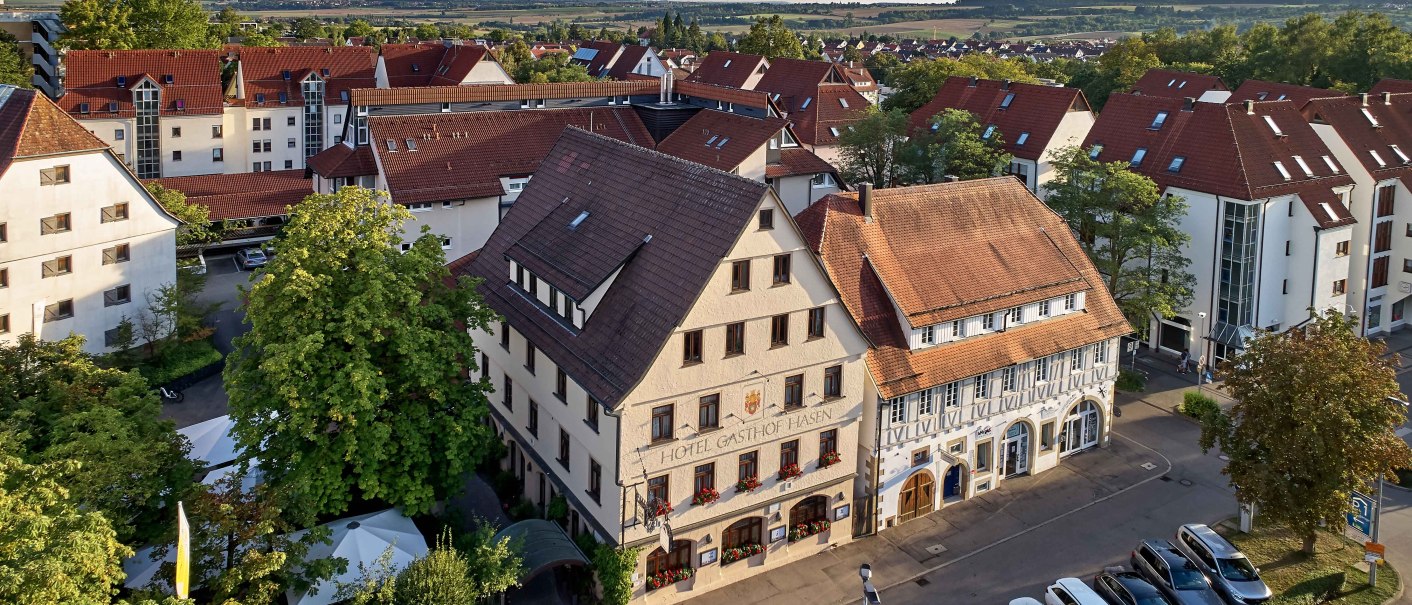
[[0, 31, 33, 89], [836, 107, 909, 188], [225, 187, 499, 516], [737, 16, 804, 60], [905, 108, 1013, 183], [59, 0, 211, 50], [342, 525, 522, 605], [881, 54, 1039, 114], [1200, 310, 1412, 553]]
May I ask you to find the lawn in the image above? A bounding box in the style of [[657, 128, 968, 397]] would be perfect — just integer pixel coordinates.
[[1220, 524, 1400, 605]]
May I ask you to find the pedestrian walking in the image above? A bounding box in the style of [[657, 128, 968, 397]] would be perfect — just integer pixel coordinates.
[[1177, 351, 1190, 374]]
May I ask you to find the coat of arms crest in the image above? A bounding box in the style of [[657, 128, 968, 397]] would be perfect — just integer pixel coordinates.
[[744, 389, 761, 415]]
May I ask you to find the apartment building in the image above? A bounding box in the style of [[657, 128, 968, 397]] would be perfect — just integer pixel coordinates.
[[0, 11, 63, 97], [1303, 92, 1412, 335], [798, 179, 1128, 530], [0, 85, 179, 354], [1085, 94, 1357, 363], [457, 128, 870, 602], [908, 76, 1096, 194]]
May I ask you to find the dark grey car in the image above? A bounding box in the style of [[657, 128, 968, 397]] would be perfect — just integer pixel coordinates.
[[1129, 539, 1225, 605], [1174, 524, 1272, 604], [1092, 569, 1175, 605]]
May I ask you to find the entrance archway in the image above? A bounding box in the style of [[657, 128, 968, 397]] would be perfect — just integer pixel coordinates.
[[1060, 400, 1101, 456], [897, 469, 935, 523], [941, 463, 966, 503], [1001, 421, 1032, 477]]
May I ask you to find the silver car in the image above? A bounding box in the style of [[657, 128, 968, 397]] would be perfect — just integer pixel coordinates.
[[1174, 524, 1272, 604]]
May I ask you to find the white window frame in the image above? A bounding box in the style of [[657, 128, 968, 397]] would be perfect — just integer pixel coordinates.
[[917, 389, 933, 416], [889, 397, 907, 424], [407, 202, 433, 212]]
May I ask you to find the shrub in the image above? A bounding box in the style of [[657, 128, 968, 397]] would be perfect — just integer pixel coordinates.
[[139, 338, 223, 385], [573, 531, 600, 559], [546, 494, 568, 522], [1116, 368, 1145, 392], [492, 471, 521, 501], [507, 498, 537, 521], [593, 546, 639, 605], [1181, 391, 1219, 420]]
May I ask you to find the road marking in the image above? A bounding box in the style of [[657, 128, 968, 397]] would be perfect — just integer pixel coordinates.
[[1141, 462, 1157, 470], [846, 431, 1175, 604]]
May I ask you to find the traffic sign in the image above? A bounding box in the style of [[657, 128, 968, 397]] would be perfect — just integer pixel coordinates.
[[1348, 491, 1375, 537]]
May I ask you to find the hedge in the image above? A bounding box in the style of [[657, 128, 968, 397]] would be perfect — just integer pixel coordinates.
[[139, 338, 223, 387]]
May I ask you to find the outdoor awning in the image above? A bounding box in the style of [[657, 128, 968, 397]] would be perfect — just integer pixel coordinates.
[[1209, 321, 1254, 350], [494, 519, 589, 582]]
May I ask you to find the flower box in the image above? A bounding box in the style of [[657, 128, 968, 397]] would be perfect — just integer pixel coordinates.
[[648, 499, 673, 518], [735, 476, 762, 493], [692, 487, 720, 506], [777, 463, 803, 481], [788, 519, 831, 542], [819, 451, 842, 468], [647, 566, 695, 590], [722, 542, 765, 564]]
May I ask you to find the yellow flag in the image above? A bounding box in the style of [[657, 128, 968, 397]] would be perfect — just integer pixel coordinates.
[[175, 501, 190, 599]]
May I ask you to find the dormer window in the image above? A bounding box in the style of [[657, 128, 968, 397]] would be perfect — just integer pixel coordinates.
[[282, 69, 292, 80], [1273, 161, 1291, 181], [116, 75, 126, 87], [1167, 156, 1185, 173], [1130, 148, 1147, 167], [163, 74, 173, 84], [1292, 155, 1314, 177], [1263, 115, 1284, 137], [1149, 111, 1168, 130], [1000, 92, 1015, 108]]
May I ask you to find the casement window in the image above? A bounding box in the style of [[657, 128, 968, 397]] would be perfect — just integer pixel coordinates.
[[40, 213, 71, 234], [43, 299, 74, 322], [103, 243, 130, 265], [40, 165, 70, 185], [287, 137, 297, 148], [287, 116, 297, 126], [943, 382, 959, 408], [982, 313, 995, 330], [115, 129, 125, 140], [819, 429, 838, 457], [172, 151, 182, 162], [1070, 349, 1084, 372], [0, 222, 7, 242], [1007, 306, 1022, 325], [212, 125, 223, 138], [918, 388, 934, 416], [739, 451, 758, 481], [975, 440, 993, 473], [1001, 366, 1017, 392], [758, 209, 774, 230], [772, 253, 791, 285], [213, 148, 224, 162], [101, 202, 129, 223], [171, 126, 182, 138], [499, 321, 510, 349], [501, 375, 513, 409], [0, 267, 7, 288], [1038, 300, 1050, 317], [699, 394, 720, 429], [41, 255, 73, 278], [525, 342, 536, 374], [784, 374, 803, 409], [103, 284, 131, 307], [1064, 293, 1077, 310], [725, 322, 745, 356], [1035, 357, 1050, 382], [647, 474, 669, 506], [479, 353, 488, 381], [731, 260, 751, 291], [651, 405, 674, 442], [527, 401, 539, 436], [889, 397, 906, 424], [780, 439, 799, 468], [1095, 342, 1109, 364], [1373, 257, 1391, 288], [975, 373, 991, 399], [0, 314, 8, 333], [920, 325, 934, 345], [770, 314, 789, 347], [823, 365, 842, 399], [1333, 279, 1347, 295], [555, 368, 567, 400], [808, 307, 825, 339], [558, 428, 570, 469], [263, 140, 272, 153], [683, 330, 703, 364], [585, 396, 599, 430], [589, 459, 602, 502], [691, 463, 717, 498], [1335, 240, 1350, 256]]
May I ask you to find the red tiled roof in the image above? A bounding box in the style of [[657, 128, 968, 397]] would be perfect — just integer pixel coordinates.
[[684, 51, 768, 89], [1228, 79, 1348, 106], [674, 80, 774, 110], [766, 147, 838, 179], [238, 46, 376, 107], [1084, 94, 1355, 226], [1304, 92, 1412, 185], [307, 141, 377, 178], [349, 80, 659, 106], [1130, 69, 1227, 99], [146, 169, 311, 220], [844, 66, 879, 92], [369, 107, 653, 204], [605, 45, 650, 81], [381, 43, 496, 87], [656, 110, 789, 172], [578, 41, 623, 77], [755, 58, 870, 146], [1371, 79, 1412, 95], [909, 76, 1091, 161], [1, 86, 112, 178], [797, 178, 1129, 398], [61, 50, 226, 118]]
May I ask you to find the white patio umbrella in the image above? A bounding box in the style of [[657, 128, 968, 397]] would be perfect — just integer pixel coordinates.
[[177, 415, 242, 469], [200, 458, 263, 493], [122, 544, 174, 590], [286, 508, 429, 605]]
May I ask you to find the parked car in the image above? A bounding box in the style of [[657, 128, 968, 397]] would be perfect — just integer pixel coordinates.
[[1092, 568, 1175, 605], [1174, 524, 1272, 604], [235, 247, 267, 269], [1130, 540, 1224, 605], [1012, 599, 1045, 605], [1045, 577, 1109, 605]]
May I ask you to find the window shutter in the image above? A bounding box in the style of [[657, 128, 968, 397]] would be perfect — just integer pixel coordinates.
[[44, 304, 57, 322], [101, 205, 116, 222], [42, 259, 56, 277], [40, 168, 54, 186], [40, 216, 56, 234], [104, 289, 117, 306], [102, 247, 117, 265]]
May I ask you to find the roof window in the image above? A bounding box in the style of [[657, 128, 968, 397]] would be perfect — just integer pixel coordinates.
[[1015, 132, 1029, 146], [1273, 161, 1291, 180], [1167, 156, 1185, 173], [1089, 144, 1103, 159], [255, 93, 266, 103], [1256, 92, 1268, 100], [838, 98, 849, 108], [282, 69, 292, 80], [1371, 149, 1388, 167], [1149, 111, 1168, 130], [1167, 78, 1176, 87], [1391, 144, 1410, 164], [405, 138, 417, 151], [1323, 155, 1340, 173], [829, 127, 840, 137], [1130, 148, 1147, 167], [723, 59, 732, 68], [78, 102, 90, 114], [116, 75, 126, 87], [175, 99, 185, 111], [1320, 202, 1339, 222], [716, 137, 729, 149], [385, 139, 398, 152], [1263, 115, 1285, 137], [163, 74, 173, 84], [1277, 94, 1287, 100], [278, 92, 288, 104], [982, 125, 996, 140], [1292, 155, 1314, 177], [321, 68, 331, 77], [705, 135, 718, 146], [1178, 80, 1187, 89], [108, 102, 118, 112], [438, 65, 449, 75], [1362, 107, 1382, 128], [801, 97, 812, 109], [569, 211, 590, 230], [340, 90, 350, 102], [1000, 92, 1015, 108]]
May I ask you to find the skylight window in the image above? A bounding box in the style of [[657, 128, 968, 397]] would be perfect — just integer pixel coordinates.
[[930, 122, 940, 132], [1130, 148, 1147, 167], [163, 74, 173, 84], [1015, 132, 1029, 146], [321, 68, 331, 77], [1263, 115, 1284, 137], [1323, 155, 1340, 173], [1273, 161, 1291, 180], [1168, 78, 1176, 87], [1362, 108, 1382, 128], [108, 102, 119, 112], [1277, 94, 1287, 100], [838, 98, 849, 108], [801, 97, 812, 109], [255, 93, 266, 103], [340, 90, 350, 102], [705, 135, 718, 146], [1256, 92, 1268, 100], [386, 139, 398, 152], [1149, 111, 1169, 130], [1000, 92, 1015, 108], [1371, 149, 1388, 167], [278, 91, 288, 103], [1089, 144, 1103, 159], [405, 138, 417, 151], [1178, 80, 1187, 89], [411, 63, 420, 72], [1292, 155, 1314, 177], [175, 99, 185, 111], [829, 127, 840, 137], [78, 103, 89, 114], [1167, 156, 1185, 173], [568, 211, 590, 230], [1391, 144, 1410, 164], [723, 59, 732, 68], [282, 69, 292, 80], [716, 137, 729, 149], [982, 125, 996, 140]]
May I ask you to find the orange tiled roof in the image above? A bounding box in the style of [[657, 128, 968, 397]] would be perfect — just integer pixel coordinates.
[[766, 147, 838, 179], [146, 169, 311, 220], [307, 142, 377, 178], [1, 86, 111, 178], [61, 50, 226, 118]]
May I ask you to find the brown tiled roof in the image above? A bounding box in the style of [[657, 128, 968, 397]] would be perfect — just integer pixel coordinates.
[[369, 107, 653, 204], [909, 76, 1091, 161], [796, 178, 1130, 398], [674, 80, 774, 110], [755, 58, 870, 145], [684, 51, 768, 89], [1303, 92, 1412, 187], [1, 86, 111, 178], [238, 46, 377, 107], [1084, 94, 1355, 225], [307, 142, 377, 178], [381, 43, 495, 87], [766, 147, 838, 179], [146, 169, 310, 220], [605, 45, 650, 81], [459, 128, 770, 406], [349, 80, 659, 106], [577, 41, 623, 77], [1228, 79, 1348, 106], [61, 50, 226, 118], [844, 66, 879, 92], [1371, 79, 1412, 95], [655, 110, 788, 172], [1129, 68, 1227, 99]]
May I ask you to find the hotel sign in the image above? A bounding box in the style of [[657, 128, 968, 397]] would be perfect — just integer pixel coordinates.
[[655, 403, 841, 466]]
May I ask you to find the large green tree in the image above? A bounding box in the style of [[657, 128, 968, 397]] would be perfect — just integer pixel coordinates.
[[129, 0, 211, 49], [0, 434, 132, 605], [514, 52, 594, 83], [1045, 147, 1194, 333], [736, 16, 803, 60], [0, 334, 195, 544], [147, 182, 224, 247], [0, 31, 32, 88], [881, 54, 1039, 114], [59, 0, 136, 50], [225, 187, 499, 516], [903, 108, 1013, 184], [1200, 310, 1412, 554], [836, 107, 909, 188]]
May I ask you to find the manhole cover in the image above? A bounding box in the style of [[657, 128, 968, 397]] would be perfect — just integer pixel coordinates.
[[1140, 462, 1158, 470], [916, 578, 931, 587], [925, 543, 948, 555], [1179, 479, 1194, 487]]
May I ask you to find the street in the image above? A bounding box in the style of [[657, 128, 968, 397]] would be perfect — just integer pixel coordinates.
[[162, 252, 254, 429]]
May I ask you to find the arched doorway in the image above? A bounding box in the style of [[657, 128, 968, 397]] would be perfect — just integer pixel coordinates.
[[789, 495, 828, 527], [941, 464, 966, 503], [1000, 421, 1031, 477], [646, 540, 693, 591], [1060, 400, 1101, 456], [897, 469, 935, 523]]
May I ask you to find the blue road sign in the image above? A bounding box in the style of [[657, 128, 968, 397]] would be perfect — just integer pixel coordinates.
[[1348, 491, 1375, 537]]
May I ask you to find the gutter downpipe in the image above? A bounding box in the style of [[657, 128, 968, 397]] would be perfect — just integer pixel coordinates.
[[870, 392, 882, 536]]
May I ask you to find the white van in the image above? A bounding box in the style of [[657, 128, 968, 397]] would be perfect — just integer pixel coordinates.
[[1044, 577, 1107, 605]]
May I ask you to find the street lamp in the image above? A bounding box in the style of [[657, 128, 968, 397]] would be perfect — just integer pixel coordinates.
[[1196, 312, 1207, 393], [860, 564, 882, 605]]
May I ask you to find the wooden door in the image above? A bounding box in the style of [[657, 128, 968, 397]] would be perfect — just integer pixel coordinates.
[[897, 471, 935, 523]]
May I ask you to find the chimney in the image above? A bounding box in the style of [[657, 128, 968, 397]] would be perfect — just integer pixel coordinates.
[[1183, 97, 1195, 111], [1384, 91, 1393, 105], [1244, 100, 1255, 115], [1361, 92, 1370, 106], [1002, 79, 1012, 90], [859, 182, 874, 222]]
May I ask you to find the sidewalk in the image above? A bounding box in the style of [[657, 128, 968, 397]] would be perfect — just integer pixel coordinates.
[[682, 436, 1164, 605], [1121, 348, 1237, 413]]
